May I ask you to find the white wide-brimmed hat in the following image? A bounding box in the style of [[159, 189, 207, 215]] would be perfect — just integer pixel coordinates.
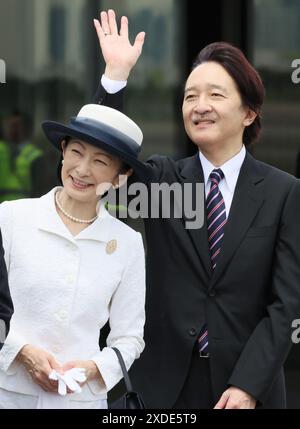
[[42, 104, 147, 177]]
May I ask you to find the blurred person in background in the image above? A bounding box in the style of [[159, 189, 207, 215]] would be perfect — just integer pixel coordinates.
[[0, 110, 43, 202]]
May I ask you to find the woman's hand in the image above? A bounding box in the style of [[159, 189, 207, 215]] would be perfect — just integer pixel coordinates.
[[62, 360, 105, 389], [17, 344, 63, 392], [94, 9, 145, 81]]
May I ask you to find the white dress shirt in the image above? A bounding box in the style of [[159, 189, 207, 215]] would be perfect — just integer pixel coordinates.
[[199, 145, 246, 217], [0, 187, 145, 406]]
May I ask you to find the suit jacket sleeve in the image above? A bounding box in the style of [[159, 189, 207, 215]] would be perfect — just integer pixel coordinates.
[[0, 205, 14, 351], [92, 79, 126, 111], [228, 179, 300, 404]]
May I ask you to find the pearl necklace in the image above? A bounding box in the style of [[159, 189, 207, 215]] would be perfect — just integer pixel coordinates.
[[55, 191, 98, 224]]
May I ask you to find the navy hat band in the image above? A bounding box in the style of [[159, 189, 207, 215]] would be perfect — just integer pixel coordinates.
[[69, 117, 141, 158]]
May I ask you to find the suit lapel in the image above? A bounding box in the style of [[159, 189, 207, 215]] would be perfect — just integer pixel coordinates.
[[180, 154, 212, 278], [209, 152, 265, 289]]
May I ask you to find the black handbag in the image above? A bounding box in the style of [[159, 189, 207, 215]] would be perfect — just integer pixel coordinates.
[[109, 347, 146, 409]]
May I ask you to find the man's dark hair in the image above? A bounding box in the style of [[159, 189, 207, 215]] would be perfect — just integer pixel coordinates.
[[192, 42, 265, 145]]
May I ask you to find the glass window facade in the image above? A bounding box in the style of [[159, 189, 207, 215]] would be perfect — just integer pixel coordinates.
[[250, 0, 300, 176]]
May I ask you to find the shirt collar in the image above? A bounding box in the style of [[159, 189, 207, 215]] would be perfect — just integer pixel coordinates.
[[199, 145, 246, 193]]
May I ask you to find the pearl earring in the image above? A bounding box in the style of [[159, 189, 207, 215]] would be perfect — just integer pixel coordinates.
[[62, 160, 64, 166]]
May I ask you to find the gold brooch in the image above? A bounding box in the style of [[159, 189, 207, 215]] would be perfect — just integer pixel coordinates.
[[106, 240, 117, 255]]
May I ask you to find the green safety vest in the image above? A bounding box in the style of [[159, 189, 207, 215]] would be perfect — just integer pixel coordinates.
[[0, 141, 43, 202]]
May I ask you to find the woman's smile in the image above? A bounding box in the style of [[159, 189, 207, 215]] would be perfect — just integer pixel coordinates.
[[70, 176, 94, 190]]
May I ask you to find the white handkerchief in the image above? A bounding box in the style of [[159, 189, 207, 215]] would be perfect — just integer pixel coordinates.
[[49, 368, 87, 395], [36, 368, 87, 409]]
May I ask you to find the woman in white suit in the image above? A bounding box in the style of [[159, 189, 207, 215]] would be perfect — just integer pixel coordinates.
[[0, 103, 146, 409]]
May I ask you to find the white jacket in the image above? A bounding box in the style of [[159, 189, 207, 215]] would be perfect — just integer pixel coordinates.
[[0, 188, 145, 401]]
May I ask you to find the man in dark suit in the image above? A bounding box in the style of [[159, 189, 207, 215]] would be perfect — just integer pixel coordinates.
[[93, 10, 300, 409], [0, 231, 13, 350]]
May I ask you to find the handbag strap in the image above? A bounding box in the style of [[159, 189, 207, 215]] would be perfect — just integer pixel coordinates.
[[111, 347, 134, 393]]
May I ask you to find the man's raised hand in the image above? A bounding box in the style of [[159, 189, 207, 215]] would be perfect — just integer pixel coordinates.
[[94, 9, 145, 81]]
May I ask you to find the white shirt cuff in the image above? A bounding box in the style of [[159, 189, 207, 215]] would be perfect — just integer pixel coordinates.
[[0, 332, 28, 374], [101, 74, 127, 94]]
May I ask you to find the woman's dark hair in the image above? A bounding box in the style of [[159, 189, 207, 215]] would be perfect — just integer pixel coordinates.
[[192, 42, 265, 145], [56, 136, 131, 185]]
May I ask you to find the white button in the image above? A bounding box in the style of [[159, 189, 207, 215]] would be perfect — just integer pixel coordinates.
[[66, 243, 77, 251], [65, 275, 75, 284], [58, 310, 68, 320], [52, 345, 60, 353]]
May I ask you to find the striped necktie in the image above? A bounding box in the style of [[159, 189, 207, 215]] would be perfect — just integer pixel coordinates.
[[198, 168, 227, 356]]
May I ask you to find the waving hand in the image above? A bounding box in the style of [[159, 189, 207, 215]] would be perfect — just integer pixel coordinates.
[[94, 9, 145, 80]]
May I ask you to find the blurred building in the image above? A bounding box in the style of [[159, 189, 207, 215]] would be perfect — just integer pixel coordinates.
[[0, 0, 300, 407]]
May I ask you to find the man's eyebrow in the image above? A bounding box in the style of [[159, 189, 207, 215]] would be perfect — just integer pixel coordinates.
[[208, 83, 228, 94], [184, 84, 228, 94], [184, 85, 198, 94]]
